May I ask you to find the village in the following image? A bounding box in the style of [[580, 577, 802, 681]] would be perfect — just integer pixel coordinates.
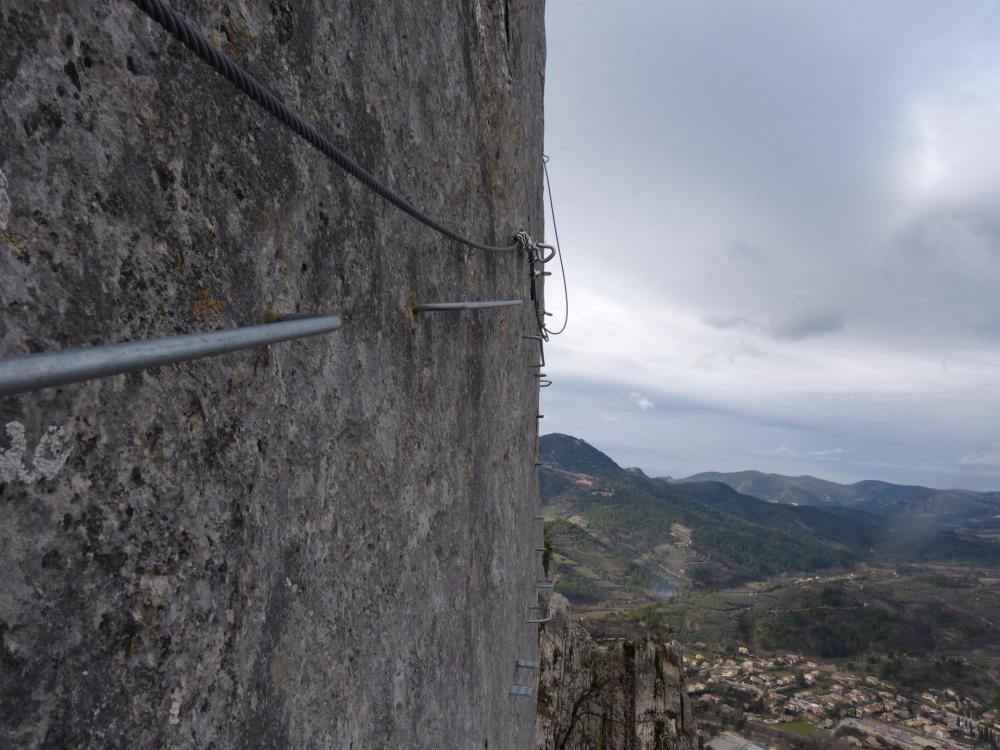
[[688, 646, 1000, 750]]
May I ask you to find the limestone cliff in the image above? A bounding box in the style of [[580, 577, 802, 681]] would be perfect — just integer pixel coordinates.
[[0, 1, 545, 747], [536, 595, 697, 750]]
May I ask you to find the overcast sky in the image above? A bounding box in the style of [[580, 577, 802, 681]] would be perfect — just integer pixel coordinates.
[[540, 0, 1000, 491]]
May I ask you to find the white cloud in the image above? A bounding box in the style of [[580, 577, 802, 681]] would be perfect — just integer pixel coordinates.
[[628, 392, 655, 411], [959, 446, 1000, 467], [598, 411, 620, 423], [769, 446, 797, 457], [809, 448, 846, 460]]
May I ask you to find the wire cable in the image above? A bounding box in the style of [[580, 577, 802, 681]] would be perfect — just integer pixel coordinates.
[[127, 0, 524, 253], [541, 155, 569, 334]]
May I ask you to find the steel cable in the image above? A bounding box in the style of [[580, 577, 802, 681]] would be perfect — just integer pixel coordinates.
[[127, 0, 523, 253], [541, 155, 569, 335]]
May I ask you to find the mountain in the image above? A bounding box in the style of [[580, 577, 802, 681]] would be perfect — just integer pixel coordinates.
[[673, 480, 884, 550], [539, 435, 868, 594], [539, 434, 1000, 606], [677, 469, 1000, 541]]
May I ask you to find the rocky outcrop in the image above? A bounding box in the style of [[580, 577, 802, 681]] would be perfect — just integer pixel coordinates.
[[536, 595, 696, 750], [0, 1, 545, 748]]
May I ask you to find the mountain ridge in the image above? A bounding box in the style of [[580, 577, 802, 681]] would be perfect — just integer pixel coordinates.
[[539, 433, 1000, 605]]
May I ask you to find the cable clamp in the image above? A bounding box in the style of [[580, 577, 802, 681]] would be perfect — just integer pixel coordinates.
[[515, 230, 535, 254]]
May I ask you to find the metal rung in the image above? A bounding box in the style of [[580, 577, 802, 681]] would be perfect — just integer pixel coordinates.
[[534, 515, 544, 520], [510, 685, 533, 697], [516, 660, 539, 670], [534, 462, 543, 466], [418, 300, 522, 312], [527, 605, 553, 624], [535, 547, 545, 552], [0, 314, 342, 397], [535, 580, 555, 589], [522, 335, 545, 367], [536, 414, 544, 419]]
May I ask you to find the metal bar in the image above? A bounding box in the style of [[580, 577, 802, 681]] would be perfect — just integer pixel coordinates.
[[535, 580, 555, 589], [0, 315, 343, 397], [418, 300, 522, 312], [534, 515, 544, 520], [516, 660, 539, 670], [522, 335, 545, 368], [510, 685, 533, 697], [526, 607, 553, 624], [535, 547, 546, 552]]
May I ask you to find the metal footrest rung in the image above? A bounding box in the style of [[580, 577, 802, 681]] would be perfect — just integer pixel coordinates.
[[510, 685, 533, 697], [418, 300, 522, 312], [527, 605, 553, 624], [535, 580, 555, 589], [516, 660, 539, 670]]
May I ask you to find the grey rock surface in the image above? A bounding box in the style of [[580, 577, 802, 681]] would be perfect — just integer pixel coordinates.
[[0, 1, 545, 747], [536, 595, 697, 750]]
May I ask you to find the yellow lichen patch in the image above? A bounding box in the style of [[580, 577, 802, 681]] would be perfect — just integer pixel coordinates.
[[220, 18, 254, 58], [3, 227, 39, 256], [191, 287, 225, 319]]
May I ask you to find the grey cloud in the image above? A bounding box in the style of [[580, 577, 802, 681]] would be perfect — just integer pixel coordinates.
[[704, 314, 758, 332], [705, 310, 844, 341], [545, 1, 1000, 491], [769, 311, 845, 342]]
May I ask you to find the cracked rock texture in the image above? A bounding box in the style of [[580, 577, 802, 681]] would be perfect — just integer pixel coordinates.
[[0, 1, 545, 747], [536, 595, 696, 750]]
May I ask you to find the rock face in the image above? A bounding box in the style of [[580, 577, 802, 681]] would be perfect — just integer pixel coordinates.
[[0, 1, 545, 747], [536, 595, 696, 750]]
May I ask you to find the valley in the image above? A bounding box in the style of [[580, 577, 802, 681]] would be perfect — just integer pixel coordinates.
[[539, 433, 1000, 749]]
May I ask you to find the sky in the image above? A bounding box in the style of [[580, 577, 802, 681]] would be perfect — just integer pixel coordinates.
[[540, 0, 1000, 491]]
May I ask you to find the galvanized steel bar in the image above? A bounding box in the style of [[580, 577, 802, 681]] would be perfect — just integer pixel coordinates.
[[510, 685, 533, 697], [417, 300, 522, 312], [516, 660, 539, 670], [526, 605, 552, 624], [522, 334, 545, 368], [0, 315, 342, 397]]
